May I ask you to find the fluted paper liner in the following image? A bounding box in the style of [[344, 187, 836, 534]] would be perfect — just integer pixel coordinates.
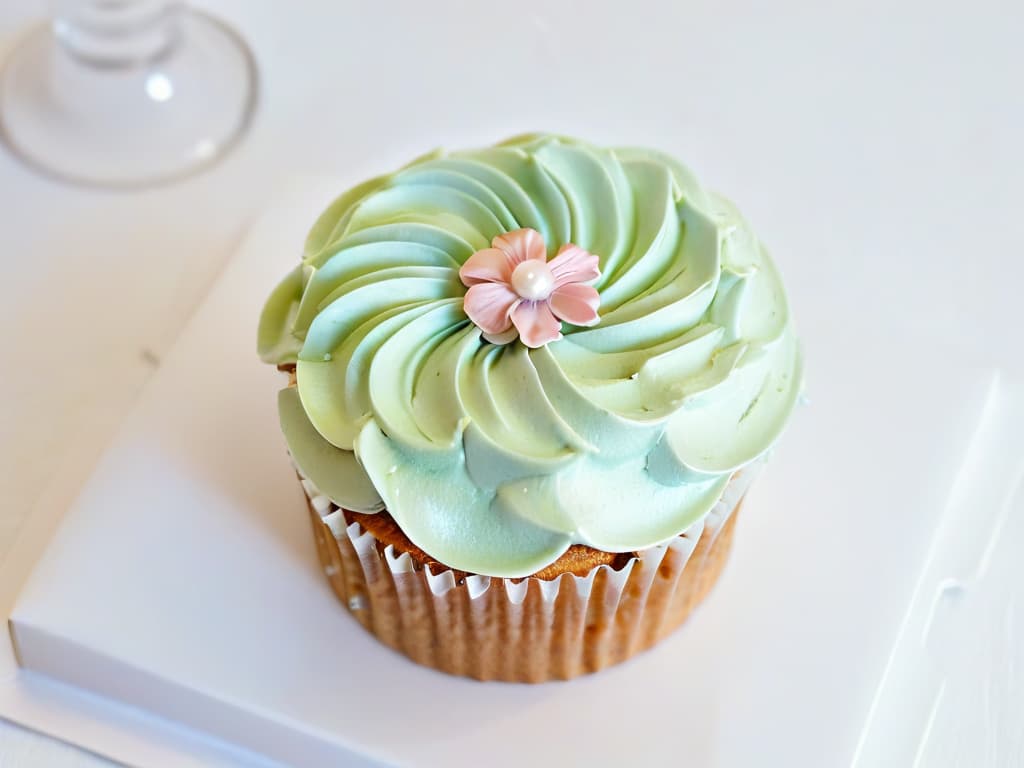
[[302, 467, 757, 683]]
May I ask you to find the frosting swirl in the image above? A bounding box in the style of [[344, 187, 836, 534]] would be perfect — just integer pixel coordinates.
[[259, 134, 802, 578]]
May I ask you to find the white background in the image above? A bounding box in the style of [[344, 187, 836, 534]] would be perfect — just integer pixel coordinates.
[[1, 0, 1022, 764]]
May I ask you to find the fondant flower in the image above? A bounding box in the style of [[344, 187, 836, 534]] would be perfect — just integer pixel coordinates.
[[459, 228, 601, 348]]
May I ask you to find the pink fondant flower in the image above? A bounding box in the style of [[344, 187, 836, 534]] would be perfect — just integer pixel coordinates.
[[459, 228, 601, 348]]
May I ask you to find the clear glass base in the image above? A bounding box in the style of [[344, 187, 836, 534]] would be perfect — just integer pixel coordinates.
[[0, 9, 257, 187]]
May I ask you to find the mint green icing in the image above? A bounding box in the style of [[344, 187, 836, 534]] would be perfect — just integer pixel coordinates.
[[258, 134, 802, 578], [278, 388, 383, 512]]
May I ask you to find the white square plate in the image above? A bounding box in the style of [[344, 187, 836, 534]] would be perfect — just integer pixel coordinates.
[[5, 180, 1020, 767]]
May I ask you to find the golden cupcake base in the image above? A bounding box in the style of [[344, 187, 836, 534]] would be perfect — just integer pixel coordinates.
[[304, 481, 744, 683]]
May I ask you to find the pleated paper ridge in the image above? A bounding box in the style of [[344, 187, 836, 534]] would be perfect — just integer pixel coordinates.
[[301, 466, 757, 682]]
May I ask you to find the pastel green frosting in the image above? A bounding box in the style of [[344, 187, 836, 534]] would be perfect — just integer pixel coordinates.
[[258, 134, 801, 578]]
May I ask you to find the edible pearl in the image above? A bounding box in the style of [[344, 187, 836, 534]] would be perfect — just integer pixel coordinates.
[[511, 260, 555, 301]]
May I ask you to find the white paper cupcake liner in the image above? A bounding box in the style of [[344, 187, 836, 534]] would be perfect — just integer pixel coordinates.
[[299, 464, 759, 682]]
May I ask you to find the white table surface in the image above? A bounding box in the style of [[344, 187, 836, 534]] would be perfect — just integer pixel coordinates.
[[1, 0, 1022, 765]]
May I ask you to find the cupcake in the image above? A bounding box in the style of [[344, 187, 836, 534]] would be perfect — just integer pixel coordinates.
[[258, 134, 801, 682]]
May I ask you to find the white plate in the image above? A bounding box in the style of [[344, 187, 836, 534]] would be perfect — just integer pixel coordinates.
[[5, 180, 1019, 767]]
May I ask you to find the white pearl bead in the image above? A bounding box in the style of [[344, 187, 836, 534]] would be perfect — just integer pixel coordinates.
[[511, 260, 555, 300]]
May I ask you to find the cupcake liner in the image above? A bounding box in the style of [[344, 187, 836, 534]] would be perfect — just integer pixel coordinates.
[[300, 465, 759, 683]]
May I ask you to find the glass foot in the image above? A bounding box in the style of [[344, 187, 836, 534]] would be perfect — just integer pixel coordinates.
[[0, 9, 257, 187]]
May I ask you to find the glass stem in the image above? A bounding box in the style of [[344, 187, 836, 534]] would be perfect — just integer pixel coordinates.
[[53, 0, 183, 68]]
